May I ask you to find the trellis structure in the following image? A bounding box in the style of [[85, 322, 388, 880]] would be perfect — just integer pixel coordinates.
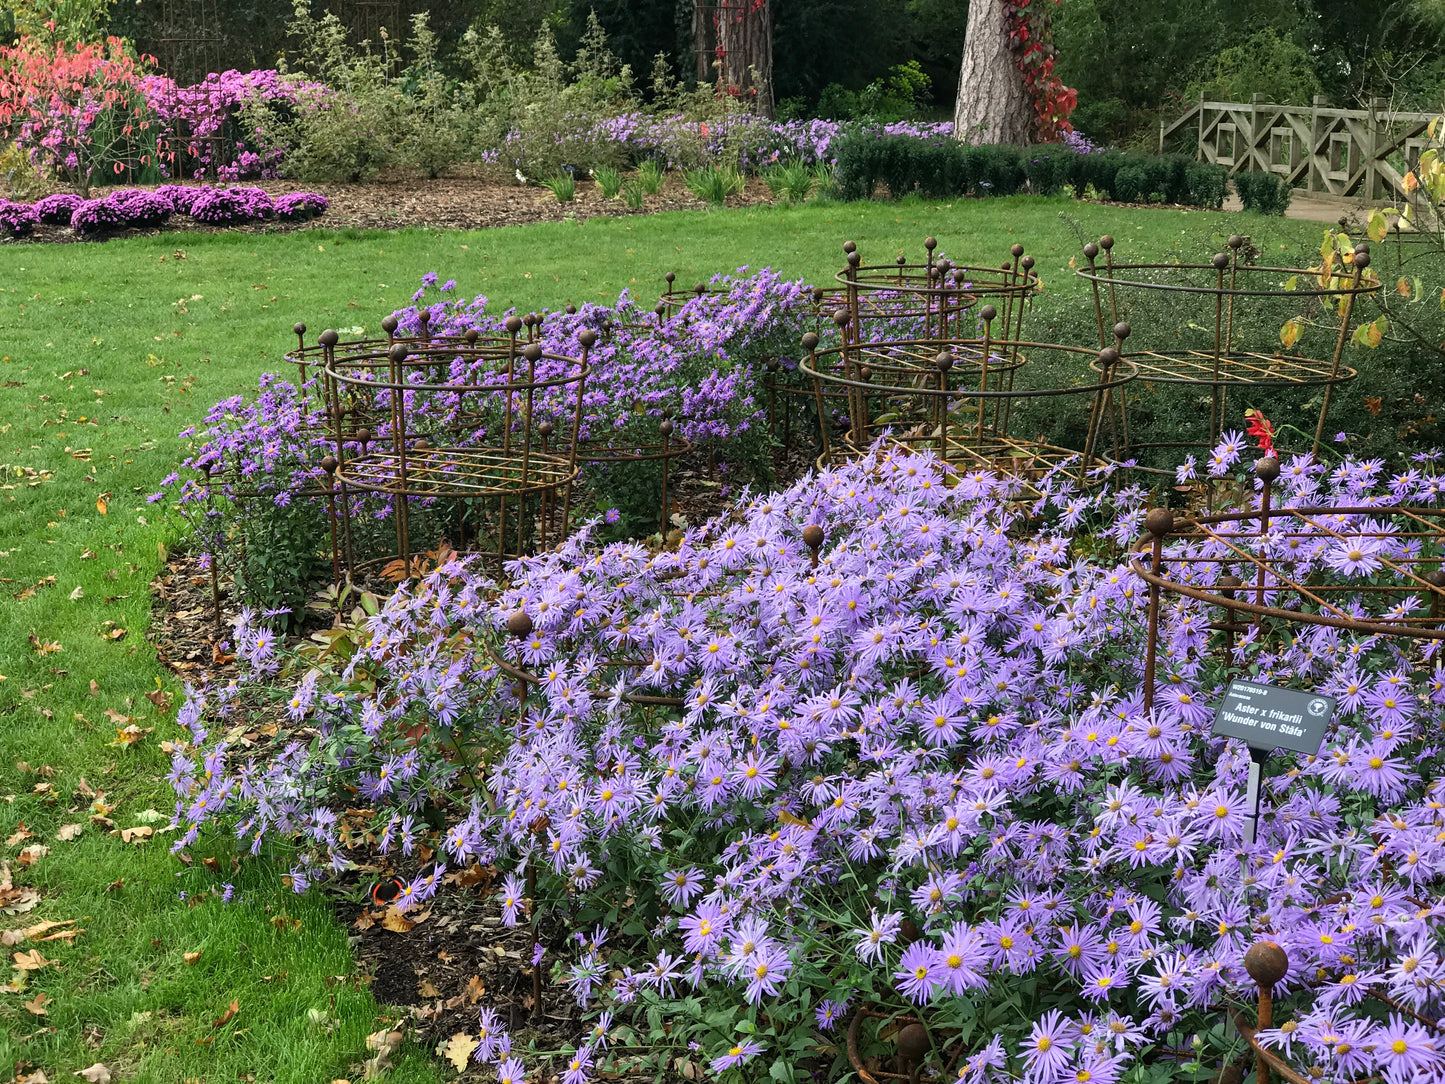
[[1163, 95, 1438, 218]]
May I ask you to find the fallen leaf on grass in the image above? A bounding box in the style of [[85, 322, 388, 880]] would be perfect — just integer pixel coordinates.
[[442, 1032, 478, 1072], [183, 951, 202, 965], [145, 688, 173, 712], [56, 824, 83, 842], [102, 709, 130, 726], [74, 1066, 111, 1084], [28, 634, 61, 657], [13, 947, 51, 970], [212, 999, 239, 1028], [1, 887, 41, 915], [69, 586, 83, 601], [95, 497, 107, 516], [2, 920, 76, 946], [109, 724, 152, 747], [119, 826, 153, 844], [24, 991, 48, 1015], [6, 823, 31, 846], [17, 845, 49, 866]]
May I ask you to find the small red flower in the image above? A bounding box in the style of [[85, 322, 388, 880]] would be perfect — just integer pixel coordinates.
[[1244, 409, 1276, 455]]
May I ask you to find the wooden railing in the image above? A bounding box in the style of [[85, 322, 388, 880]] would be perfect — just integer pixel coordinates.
[[1161, 94, 1438, 214]]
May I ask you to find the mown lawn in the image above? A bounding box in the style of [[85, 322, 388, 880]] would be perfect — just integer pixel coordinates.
[[0, 195, 1321, 1082]]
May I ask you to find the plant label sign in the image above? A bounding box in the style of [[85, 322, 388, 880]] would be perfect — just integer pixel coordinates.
[[1211, 679, 1334, 756]]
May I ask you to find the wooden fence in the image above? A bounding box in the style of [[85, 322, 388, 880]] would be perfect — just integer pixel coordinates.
[[1161, 95, 1437, 213]]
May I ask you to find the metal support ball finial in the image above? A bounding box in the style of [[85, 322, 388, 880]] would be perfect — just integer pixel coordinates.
[[694, 283, 707, 296], [843, 240, 857, 254], [1354, 251, 1371, 269], [578, 328, 598, 349], [980, 304, 997, 323], [665, 271, 676, 284], [896, 1023, 930, 1064], [655, 302, 667, 318], [846, 251, 861, 268], [1228, 234, 1243, 249], [859, 364, 872, 382], [505, 315, 523, 334], [1114, 322, 1131, 341], [464, 329, 479, 344], [1244, 941, 1289, 989], [417, 308, 431, 325], [319, 328, 339, 347], [1011, 243, 1025, 258], [923, 237, 937, 251], [1099, 235, 1114, 250], [832, 310, 851, 328], [812, 286, 826, 303], [1099, 347, 1120, 367], [1083, 242, 1099, 260], [802, 332, 820, 351], [935, 349, 954, 372], [802, 525, 825, 551], [537, 420, 554, 440], [659, 418, 675, 437], [388, 342, 409, 364], [1213, 253, 1230, 270], [1219, 574, 1244, 590], [1021, 255, 1034, 270], [1255, 457, 1281, 483], [897, 254, 907, 267], [523, 342, 544, 363], [381, 315, 398, 335], [1145, 508, 1174, 538], [320, 454, 337, 474], [566, 303, 577, 315], [507, 611, 533, 639], [293, 322, 306, 337]]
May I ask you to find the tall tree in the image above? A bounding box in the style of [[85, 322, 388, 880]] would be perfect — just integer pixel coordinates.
[[953, 0, 1032, 144], [707, 0, 774, 117]]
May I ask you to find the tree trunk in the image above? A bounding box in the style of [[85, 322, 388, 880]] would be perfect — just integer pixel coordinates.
[[953, 0, 1033, 146], [691, 0, 714, 85], [714, 0, 774, 118]]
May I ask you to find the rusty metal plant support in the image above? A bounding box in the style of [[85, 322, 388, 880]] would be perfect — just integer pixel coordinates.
[[317, 318, 592, 577], [1133, 457, 1445, 712], [1075, 234, 1379, 463], [799, 307, 1138, 491]]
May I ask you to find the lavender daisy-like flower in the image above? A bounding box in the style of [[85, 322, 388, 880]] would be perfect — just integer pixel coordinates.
[[1324, 535, 1384, 577], [710, 1039, 764, 1073], [854, 909, 904, 964], [894, 942, 942, 1005]]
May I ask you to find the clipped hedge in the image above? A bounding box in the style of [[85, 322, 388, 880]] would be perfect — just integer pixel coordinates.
[[833, 134, 1229, 209], [1233, 170, 1293, 215]]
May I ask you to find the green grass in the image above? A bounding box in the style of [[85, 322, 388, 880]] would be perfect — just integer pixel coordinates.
[[0, 197, 1320, 1081]]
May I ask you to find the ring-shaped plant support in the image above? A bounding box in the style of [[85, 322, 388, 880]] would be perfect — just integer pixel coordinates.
[[1131, 458, 1445, 715], [321, 319, 593, 577], [798, 309, 1138, 493], [1075, 234, 1379, 467]]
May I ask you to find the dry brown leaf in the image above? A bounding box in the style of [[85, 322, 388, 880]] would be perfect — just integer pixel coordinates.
[[380, 909, 415, 933], [24, 990, 48, 1015], [74, 1066, 111, 1084], [56, 824, 83, 842], [6, 823, 31, 846], [13, 947, 51, 969], [417, 979, 439, 998], [145, 688, 173, 712], [119, 826, 153, 844], [0, 887, 41, 915], [442, 1032, 478, 1072], [17, 845, 49, 866], [464, 975, 485, 1004], [74, 777, 95, 799], [184, 951, 203, 965], [212, 999, 239, 1027]]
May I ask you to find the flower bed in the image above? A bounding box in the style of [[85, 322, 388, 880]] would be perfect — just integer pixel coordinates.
[[165, 440, 1445, 1084], [0, 185, 326, 238]]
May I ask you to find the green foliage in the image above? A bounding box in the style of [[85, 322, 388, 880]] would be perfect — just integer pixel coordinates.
[[621, 178, 645, 207], [636, 157, 665, 194], [1234, 170, 1293, 214], [541, 170, 577, 201], [763, 160, 818, 203], [593, 164, 623, 198], [815, 61, 932, 122], [391, 11, 470, 179], [833, 134, 1227, 208], [1187, 28, 1322, 105], [684, 164, 744, 204], [231, 496, 327, 623]]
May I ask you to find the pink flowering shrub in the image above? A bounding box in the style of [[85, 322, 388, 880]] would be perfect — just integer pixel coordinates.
[[167, 437, 1445, 1084]]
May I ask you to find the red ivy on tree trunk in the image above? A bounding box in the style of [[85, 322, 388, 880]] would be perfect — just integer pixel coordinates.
[[1001, 0, 1077, 141]]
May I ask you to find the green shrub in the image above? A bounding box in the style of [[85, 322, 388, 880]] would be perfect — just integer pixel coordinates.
[[684, 165, 743, 204], [1234, 170, 1293, 215], [542, 171, 577, 201], [637, 159, 665, 195], [764, 160, 817, 203], [1186, 161, 1229, 208], [593, 165, 624, 198], [621, 179, 645, 208], [1112, 163, 1151, 202]]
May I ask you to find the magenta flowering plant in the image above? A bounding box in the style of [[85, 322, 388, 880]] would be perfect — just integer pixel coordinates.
[[164, 436, 1445, 1084], [0, 198, 39, 236]]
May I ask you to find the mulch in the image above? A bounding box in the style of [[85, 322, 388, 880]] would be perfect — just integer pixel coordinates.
[[13, 169, 781, 244]]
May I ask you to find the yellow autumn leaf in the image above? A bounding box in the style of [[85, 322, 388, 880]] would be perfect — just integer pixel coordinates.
[[1368, 208, 1390, 242], [1399, 277, 1413, 297], [95, 497, 107, 516], [442, 1032, 478, 1072], [1279, 317, 1304, 350]]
